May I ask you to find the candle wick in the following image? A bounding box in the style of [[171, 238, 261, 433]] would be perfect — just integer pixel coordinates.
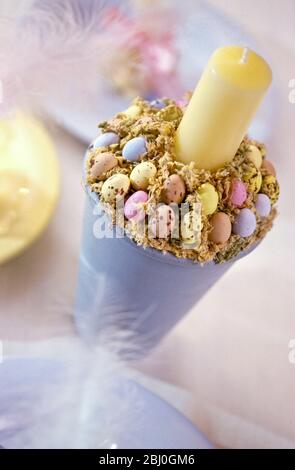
[[240, 48, 249, 64]]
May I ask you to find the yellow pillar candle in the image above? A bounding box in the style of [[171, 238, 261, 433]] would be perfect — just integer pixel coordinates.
[[175, 46, 272, 171]]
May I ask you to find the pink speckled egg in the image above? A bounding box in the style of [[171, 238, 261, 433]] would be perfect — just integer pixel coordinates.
[[229, 179, 247, 207], [149, 205, 175, 239], [124, 191, 148, 222]]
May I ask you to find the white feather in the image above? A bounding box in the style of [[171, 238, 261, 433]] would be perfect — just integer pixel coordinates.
[[0, 336, 144, 449], [0, 0, 133, 113]]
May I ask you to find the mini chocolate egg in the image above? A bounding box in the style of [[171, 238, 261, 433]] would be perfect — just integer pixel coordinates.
[[149, 205, 175, 239], [181, 210, 202, 247], [89, 152, 118, 180], [124, 191, 148, 222], [101, 174, 130, 203], [197, 183, 219, 215], [233, 208, 256, 238], [162, 174, 186, 204], [229, 179, 247, 207], [123, 105, 141, 119], [255, 194, 271, 217], [122, 136, 147, 162], [150, 99, 166, 109], [130, 162, 157, 190], [159, 105, 182, 122], [243, 168, 262, 194], [261, 175, 280, 205], [262, 159, 276, 176], [247, 145, 262, 169], [209, 212, 232, 244], [253, 172, 262, 193], [93, 132, 119, 148]]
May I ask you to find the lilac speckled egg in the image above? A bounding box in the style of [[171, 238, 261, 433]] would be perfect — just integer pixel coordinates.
[[230, 179, 247, 207], [150, 99, 166, 109], [255, 194, 271, 217], [233, 208, 257, 238], [93, 132, 119, 148], [122, 137, 147, 162], [124, 191, 148, 222]]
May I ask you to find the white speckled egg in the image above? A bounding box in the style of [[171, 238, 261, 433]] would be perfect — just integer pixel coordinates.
[[90, 152, 118, 180], [149, 205, 175, 239], [130, 162, 157, 190], [101, 174, 130, 203]]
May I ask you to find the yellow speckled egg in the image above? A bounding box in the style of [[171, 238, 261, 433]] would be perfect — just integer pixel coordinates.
[[197, 183, 219, 215], [130, 162, 157, 190], [247, 145, 262, 169], [243, 168, 262, 194], [250, 172, 262, 193], [181, 209, 202, 247], [90, 152, 117, 180], [123, 105, 141, 119], [101, 174, 130, 202], [162, 174, 186, 204], [261, 175, 280, 204]]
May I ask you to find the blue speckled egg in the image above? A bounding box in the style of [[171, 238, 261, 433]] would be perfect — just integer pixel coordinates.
[[150, 99, 166, 109], [93, 132, 119, 148], [255, 194, 271, 217], [122, 136, 147, 162], [233, 208, 257, 238]]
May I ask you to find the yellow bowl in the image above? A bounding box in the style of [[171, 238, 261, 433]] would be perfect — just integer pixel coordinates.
[[0, 112, 60, 265]]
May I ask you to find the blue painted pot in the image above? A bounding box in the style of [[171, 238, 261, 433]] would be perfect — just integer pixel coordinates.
[[75, 159, 257, 356]]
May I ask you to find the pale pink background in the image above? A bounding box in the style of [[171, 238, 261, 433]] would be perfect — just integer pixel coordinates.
[[0, 0, 295, 448]]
